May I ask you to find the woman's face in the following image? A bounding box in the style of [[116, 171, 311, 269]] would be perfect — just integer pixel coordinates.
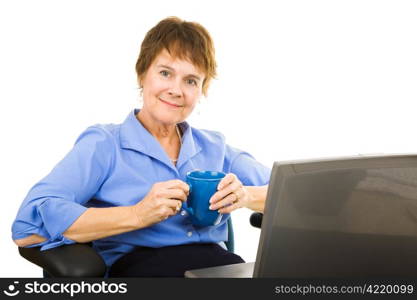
[[140, 49, 205, 125]]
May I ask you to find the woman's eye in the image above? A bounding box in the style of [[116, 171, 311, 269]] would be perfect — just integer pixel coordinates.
[[160, 70, 170, 77], [187, 79, 197, 86]]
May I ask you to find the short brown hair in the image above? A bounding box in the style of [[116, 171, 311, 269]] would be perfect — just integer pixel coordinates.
[[135, 16, 216, 96]]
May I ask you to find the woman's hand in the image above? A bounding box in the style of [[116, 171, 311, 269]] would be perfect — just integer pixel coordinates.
[[132, 179, 189, 228], [209, 173, 251, 214]]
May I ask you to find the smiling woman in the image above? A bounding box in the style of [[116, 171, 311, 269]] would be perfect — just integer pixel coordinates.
[[138, 49, 204, 135], [12, 16, 270, 277]]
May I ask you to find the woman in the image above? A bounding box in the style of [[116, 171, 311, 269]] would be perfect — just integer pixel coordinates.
[[12, 17, 270, 277]]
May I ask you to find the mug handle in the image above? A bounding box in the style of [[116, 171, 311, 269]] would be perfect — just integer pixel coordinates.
[[188, 182, 192, 194], [183, 206, 194, 217], [182, 182, 194, 216]]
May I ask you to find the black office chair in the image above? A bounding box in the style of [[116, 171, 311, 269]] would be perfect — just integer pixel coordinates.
[[18, 213, 263, 277]]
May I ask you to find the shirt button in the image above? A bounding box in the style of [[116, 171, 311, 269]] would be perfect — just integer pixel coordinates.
[[181, 210, 187, 216], [187, 231, 193, 237]]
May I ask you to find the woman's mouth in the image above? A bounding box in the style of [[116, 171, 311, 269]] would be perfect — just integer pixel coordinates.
[[159, 98, 183, 108]]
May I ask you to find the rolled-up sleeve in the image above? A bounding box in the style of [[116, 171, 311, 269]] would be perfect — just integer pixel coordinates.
[[224, 145, 271, 186], [11, 126, 115, 250]]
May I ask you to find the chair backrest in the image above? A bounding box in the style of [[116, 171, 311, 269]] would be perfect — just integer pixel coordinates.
[[225, 217, 234, 252]]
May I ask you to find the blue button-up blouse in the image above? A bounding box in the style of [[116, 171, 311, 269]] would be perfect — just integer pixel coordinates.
[[12, 109, 271, 267]]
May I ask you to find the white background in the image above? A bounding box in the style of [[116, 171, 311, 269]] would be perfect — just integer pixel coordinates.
[[1, 0, 416, 277]]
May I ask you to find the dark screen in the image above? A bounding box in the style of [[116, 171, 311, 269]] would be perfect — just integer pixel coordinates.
[[255, 156, 417, 277]]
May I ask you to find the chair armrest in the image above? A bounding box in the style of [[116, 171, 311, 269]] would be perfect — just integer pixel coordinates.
[[250, 212, 263, 228], [18, 243, 106, 277]]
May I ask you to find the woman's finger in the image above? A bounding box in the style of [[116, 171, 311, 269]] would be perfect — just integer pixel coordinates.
[[165, 179, 190, 194], [158, 188, 188, 202], [209, 193, 238, 211], [210, 179, 241, 204], [160, 198, 183, 217], [218, 200, 240, 214], [217, 173, 236, 190]]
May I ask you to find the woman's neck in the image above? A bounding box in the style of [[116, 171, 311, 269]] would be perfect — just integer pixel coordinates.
[[136, 110, 178, 144]]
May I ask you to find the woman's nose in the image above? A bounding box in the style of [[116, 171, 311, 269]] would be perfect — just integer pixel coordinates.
[[168, 80, 182, 97]]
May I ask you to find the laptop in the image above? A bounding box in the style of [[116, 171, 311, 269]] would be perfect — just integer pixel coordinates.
[[185, 154, 417, 278]]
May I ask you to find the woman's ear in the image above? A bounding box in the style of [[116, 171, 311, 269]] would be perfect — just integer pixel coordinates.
[[137, 76, 144, 99]]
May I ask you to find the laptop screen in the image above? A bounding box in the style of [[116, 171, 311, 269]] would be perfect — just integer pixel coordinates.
[[254, 155, 417, 277]]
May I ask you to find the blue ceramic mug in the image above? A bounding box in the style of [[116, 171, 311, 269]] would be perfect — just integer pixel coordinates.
[[184, 170, 226, 227]]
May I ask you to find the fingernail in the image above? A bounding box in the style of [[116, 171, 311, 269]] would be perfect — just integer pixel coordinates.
[[209, 205, 214, 210]]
